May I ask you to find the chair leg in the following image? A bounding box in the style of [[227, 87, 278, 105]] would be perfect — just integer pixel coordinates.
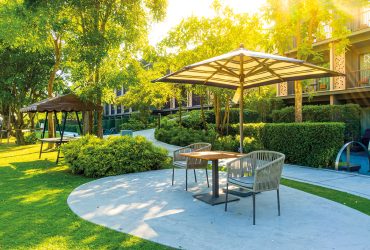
[[185, 169, 188, 191], [205, 168, 209, 187], [277, 189, 280, 216], [253, 192, 256, 225], [194, 169, 197, 183], [172, 166, 174, 186], [225, 183, 229, 212]]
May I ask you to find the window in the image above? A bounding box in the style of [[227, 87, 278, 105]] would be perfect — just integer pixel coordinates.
[[360, 53, 370, 70], [105, 104, 109, 115], [110, 105, 115, 115], [192, 93, 201, 106], [116, 88, 122, 96], [117, 105, 122, 114], [359, 53, 370, 84]]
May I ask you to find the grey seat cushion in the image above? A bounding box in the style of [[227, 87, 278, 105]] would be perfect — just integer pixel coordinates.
[[229, 176, 254, 188]]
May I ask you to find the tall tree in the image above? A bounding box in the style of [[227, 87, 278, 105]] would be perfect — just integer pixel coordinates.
[[265, 0, 367, 122], [0, 0, 70, 143], [67, 0, 167, 137], [158, 2, 266, 134], [0, 46, 54, 144]]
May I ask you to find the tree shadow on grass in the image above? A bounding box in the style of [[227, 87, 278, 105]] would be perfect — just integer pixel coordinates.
[[0, 157, 174, 250]]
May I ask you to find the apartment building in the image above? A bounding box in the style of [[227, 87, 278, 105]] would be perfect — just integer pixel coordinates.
[[276, 7, 370, 132]]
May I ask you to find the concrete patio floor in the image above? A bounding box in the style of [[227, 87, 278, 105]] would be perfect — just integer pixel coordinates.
[[68, 169, 370, 250]]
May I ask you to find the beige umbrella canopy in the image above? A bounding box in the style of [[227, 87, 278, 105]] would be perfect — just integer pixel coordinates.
[[153, 44, 344, 152]]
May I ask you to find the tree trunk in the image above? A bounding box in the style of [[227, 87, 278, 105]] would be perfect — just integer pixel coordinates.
[[97, 99, 103, 138], [294, 18, 303, 123], [88, 111, 93, 134], [47, 34, 61, 147], [200, 94, 207, 131], [294, 80, 303, 122], [214, 94, 221, 134], [221, 96, 230, 135], [14, 111, 25, 145]]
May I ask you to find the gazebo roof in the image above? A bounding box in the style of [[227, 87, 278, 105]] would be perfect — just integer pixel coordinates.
[[20, 93, 102, 113]]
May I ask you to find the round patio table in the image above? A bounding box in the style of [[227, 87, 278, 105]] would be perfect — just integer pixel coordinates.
[[180, 151, 244, 205]]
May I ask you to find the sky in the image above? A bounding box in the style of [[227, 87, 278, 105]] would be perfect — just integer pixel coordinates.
[[148, 0, 266, 46]]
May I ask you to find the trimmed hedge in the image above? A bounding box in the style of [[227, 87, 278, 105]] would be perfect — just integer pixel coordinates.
[[62, 135, 169, 177], [261, 123, 344, 167], [271, 104, 361, 141], [229, 122, 344, 167], [157, 122, 344, 167]]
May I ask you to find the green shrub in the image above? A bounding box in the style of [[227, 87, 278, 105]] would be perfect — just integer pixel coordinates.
[[119, 117, 155, 131], [155, 126, 217, 147], [213, 135, 239, 151], [24, 132, 38, 145], [272, 104, 360, 141], [62, 135, 169, 177]]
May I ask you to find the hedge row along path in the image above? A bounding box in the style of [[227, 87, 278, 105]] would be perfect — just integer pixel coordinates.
[[136, 129, 370, 199]]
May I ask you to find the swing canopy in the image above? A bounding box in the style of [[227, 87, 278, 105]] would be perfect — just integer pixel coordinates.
[[20, 93, 102, 113]]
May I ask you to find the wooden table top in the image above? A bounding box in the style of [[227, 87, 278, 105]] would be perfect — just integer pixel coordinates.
[[180, 151, 244, 161]]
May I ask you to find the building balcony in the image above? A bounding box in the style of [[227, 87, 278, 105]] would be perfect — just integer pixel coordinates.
[[286, 77, 330, 96], [279, 69, 370, 99], [347, 69, 370, 88]]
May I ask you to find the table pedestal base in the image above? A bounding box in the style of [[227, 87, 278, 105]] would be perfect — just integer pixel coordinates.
[[193, 193, 239, 205]]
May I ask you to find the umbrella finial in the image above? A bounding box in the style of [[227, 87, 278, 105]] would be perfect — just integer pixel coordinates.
[[239, 43, 244, 49]]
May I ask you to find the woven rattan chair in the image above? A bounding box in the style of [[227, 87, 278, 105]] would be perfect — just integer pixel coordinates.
[[173, 142, 211, 191], [224, 150, 285, 225]]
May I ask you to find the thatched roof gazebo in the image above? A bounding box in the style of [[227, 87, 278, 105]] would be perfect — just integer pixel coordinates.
[[20, 93, 102, 163]]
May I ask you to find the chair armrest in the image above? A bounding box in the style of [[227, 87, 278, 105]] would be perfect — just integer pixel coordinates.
[[173, 146, 192, 162]]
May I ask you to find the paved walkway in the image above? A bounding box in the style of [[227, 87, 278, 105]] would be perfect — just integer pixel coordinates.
[[68, 169, 370, 250], [135, 129, 370, 199]]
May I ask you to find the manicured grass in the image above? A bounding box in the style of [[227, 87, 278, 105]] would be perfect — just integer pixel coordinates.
[[0, 142, 173, 250], [281, 178, 370, 216]]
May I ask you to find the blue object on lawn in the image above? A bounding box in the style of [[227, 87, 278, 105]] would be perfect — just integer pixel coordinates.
[[121, 130, 133, 136]]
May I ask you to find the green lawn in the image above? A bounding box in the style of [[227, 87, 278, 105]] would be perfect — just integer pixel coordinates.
[[281, 178, 370, 216], [0, 142, 172, 250], [1, 142, 369, 249]]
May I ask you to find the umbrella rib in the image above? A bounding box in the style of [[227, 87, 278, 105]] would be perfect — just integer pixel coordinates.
[[203, 57, 236, 84], [213, 61, 239, 78], [251, 58, 285, 82], [243, 59, 269, 78]]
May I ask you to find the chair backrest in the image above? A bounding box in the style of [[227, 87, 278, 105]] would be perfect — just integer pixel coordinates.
[[187, 143, 211, 169], [190, 143, 211, 152], [363, 129, 370, 139], [252, 151, 285, 192], [226, 150, 285, 192]]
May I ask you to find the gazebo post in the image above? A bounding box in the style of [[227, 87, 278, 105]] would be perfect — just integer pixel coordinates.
[[75, 111, 83, 136], [39, 111, 48, 159]]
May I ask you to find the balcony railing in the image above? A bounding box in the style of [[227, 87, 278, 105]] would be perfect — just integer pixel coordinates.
[[347, 69, 370, 88], [286, 77, 330, 95], [348, 8, 370, 32]]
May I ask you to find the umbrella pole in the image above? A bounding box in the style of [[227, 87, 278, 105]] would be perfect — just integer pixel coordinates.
[[239, 49, 245, 153], [239, 82, 244, 153]]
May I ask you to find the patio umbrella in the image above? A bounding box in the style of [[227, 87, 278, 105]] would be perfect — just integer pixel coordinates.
[[152, 44, 344, 152]]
